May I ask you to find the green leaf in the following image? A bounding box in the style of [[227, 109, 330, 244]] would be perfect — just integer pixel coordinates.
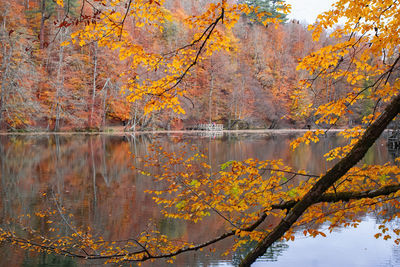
[[230, 185, 239, 196], [189, 179, 199, 187], [221, 160, 234, 170], [379, 175, 389, 182], [175, 200, 187, 210], [288, 189, 297, 198]]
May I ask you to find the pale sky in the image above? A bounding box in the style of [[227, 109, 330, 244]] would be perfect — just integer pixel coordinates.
[[284, 0, 337, 24]]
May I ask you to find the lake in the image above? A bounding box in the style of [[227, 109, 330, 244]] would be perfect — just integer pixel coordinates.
[[0, 132, 398, 266]]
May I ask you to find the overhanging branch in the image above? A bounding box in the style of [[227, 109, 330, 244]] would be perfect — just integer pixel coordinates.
[[3, 183, 400, 263], [271, 184, 400, 211], [240, 91, 400, 266]]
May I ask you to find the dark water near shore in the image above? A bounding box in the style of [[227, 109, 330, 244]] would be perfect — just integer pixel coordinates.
[[0, 132, 399, 266]]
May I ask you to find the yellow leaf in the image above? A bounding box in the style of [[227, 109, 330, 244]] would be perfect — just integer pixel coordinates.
[[55, 0, 64, 7]]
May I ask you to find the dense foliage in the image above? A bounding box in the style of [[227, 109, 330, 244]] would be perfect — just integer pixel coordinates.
[[1, 0, 340, 131]]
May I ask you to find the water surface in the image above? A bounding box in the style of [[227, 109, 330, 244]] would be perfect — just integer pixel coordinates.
[[0, 133, 397, 266]]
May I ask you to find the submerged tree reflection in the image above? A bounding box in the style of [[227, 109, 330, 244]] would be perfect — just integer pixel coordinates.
[[0, 134, 394, 265]]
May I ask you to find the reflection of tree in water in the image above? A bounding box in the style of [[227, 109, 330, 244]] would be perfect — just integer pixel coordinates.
[[22, 253, 77, 267], [389, 246, 400, 266], [377, 244, 400, 267], [0, 134, 394, 266], [372, 203, 400, 267], [387, 132, 400, 160], [388, 146, 400, 161], [261, 241, 289, 262], [373, 201, 400, 224], [387, 121, 400, 160], [158, 218, 185, 239], [232, 240, 289, 265]]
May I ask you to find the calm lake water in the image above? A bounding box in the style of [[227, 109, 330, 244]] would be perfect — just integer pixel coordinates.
[[0, 132, 399, 266]]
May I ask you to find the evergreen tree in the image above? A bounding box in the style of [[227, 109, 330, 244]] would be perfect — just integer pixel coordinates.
[[242, 0, 287, 23]]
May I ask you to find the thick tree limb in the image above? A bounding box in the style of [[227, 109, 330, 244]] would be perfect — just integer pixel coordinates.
[[240, 92, 400, 266], [271, 184, 400, 210]]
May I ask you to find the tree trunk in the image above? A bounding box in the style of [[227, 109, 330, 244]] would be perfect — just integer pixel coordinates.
[[101, 78, 110, 128], [0, 45, 8, 129], [39, 0, 46, 49], [132, 102, 138, 131], [89, 42, 98, 128], [0, 16, 13, 130], [209, 58, 214, 124], [54, 30, 65, 132], [239, 74, 245, 120], [240, 93, 400, 266]]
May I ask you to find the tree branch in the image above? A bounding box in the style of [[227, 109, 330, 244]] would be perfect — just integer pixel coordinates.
[[240, 92, 400, 266], [4, 182, 400, 263], [152, 8, 225, 97], [271, 183, 400, 211]]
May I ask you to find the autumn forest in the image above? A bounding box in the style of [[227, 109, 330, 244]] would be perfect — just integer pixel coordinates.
[[0, 0, 367, 131]]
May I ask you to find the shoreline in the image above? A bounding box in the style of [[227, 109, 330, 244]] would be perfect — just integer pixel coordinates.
[[0, 128, 368, 136]]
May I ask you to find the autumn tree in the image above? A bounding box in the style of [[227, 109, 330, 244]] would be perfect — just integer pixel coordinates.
[[0, 0, 43, 129]]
